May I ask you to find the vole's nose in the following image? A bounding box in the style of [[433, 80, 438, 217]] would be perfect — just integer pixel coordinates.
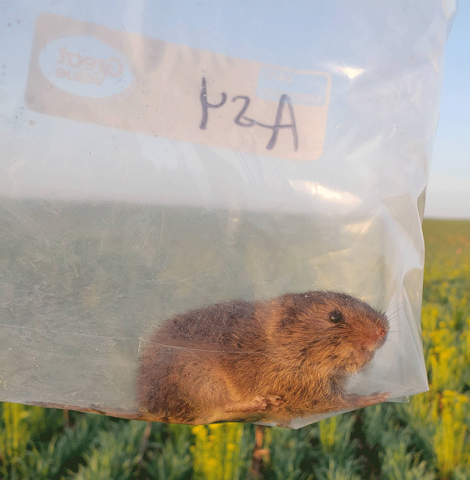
[[370, 324, 387, 348], [377, 326, 387, 338], [363, 324, 388, 351]]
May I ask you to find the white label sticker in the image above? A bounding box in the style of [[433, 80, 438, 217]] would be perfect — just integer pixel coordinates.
[[26, 13, 331, 161], [38, 35, 134, 98]]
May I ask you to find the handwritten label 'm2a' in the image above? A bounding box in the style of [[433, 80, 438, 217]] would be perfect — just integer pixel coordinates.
[[199, 77, 298, 153]]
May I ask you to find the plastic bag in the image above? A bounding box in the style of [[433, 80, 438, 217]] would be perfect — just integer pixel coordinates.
[[0, 0, 455, 428]]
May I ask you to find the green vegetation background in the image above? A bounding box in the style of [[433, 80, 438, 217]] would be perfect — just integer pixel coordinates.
[[1, 219, 469, 479]]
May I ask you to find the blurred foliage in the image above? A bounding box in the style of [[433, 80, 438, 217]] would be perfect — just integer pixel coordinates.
[[145, 424, 193, 480], [191, 423, 252, 480], [0, 218, 469, 479]]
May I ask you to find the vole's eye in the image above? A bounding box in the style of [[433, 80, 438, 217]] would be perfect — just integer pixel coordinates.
[[329, 310, 343, 324]]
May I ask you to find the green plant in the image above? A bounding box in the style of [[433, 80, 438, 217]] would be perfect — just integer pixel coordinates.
[[0, 402, 54, 479], [70, 420, 147, 480], [26, 413, 108, 479], [265, 424, 316, 480], [145, 423, 193, 480]]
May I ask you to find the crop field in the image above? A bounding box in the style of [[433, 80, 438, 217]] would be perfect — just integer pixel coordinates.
[[0, 218, 469, 479]]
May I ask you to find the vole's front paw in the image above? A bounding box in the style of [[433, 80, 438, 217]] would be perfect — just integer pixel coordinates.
[[250, 395, 284, 412], [251, 396, 271, 411], [265, 395, 285, 410]]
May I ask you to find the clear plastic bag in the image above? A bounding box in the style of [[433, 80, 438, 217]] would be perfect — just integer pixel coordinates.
[[0, 0, 455, 427]]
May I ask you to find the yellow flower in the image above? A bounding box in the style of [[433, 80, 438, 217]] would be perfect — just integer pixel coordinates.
[[191, 423, 245, 480], [192, 425, 206, 435]]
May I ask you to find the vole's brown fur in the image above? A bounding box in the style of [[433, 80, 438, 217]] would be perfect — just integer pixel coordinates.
[[137, 291, 389, 425]]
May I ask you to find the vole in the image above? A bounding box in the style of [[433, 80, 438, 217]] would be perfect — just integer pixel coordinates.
[[137, 290, 389, 425]]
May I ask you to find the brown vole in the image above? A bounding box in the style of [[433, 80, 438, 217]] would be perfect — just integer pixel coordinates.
[[137, 291, 389, 425]]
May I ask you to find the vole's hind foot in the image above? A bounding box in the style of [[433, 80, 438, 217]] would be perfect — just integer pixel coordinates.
[[341, 391, 389, 410], [222, 395, 284, 415], [358, 391, 389, 407]]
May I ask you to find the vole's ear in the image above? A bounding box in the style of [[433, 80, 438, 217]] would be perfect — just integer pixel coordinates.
[[328, 310, 343, 324]]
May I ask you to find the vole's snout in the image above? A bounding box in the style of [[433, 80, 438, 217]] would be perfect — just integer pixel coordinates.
[[370, 323, 388, 350], [359, 321, 388, 353], [376, 324, 387, 339]]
